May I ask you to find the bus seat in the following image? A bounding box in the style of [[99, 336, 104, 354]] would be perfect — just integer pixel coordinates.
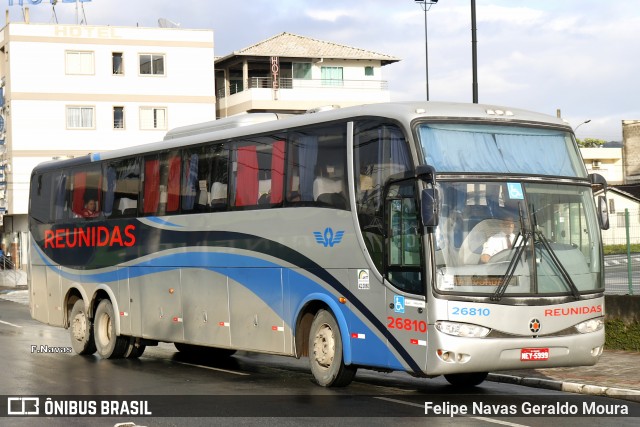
[[464, 205, 492, 234], [117, 197, 137, 215], [317, 192, 347, 209], [210, 182, 227, 201], [459, 219, 504, 264], [313, 177, 342, 200]]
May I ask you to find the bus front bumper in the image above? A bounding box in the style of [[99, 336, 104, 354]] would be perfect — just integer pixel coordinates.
[[425, 328, 605, 376]]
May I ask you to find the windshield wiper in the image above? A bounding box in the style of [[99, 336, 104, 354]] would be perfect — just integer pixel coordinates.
[[534, 230, 581, 299], [492, 203, 529, 301]]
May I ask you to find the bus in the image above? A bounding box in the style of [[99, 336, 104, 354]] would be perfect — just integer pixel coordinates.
[[28, 102, 610, 387]]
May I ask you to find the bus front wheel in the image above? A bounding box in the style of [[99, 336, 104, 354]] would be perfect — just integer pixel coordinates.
[[69, 299, 96, 355], [444, 372, 488, 387], [308, 309, 356, 387], [94, 299, 129, 359]]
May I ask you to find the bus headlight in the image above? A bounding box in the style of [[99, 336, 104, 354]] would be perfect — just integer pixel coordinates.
[[435, 321, 490, 338], [575, 317, 604, 334]]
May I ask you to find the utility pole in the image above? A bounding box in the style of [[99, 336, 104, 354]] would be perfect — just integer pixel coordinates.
[[471, 0, 478, 103]]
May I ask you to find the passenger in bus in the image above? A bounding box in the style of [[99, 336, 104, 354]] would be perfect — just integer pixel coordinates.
[[81, 199, 99, 218], [479, 217, 517, 263]]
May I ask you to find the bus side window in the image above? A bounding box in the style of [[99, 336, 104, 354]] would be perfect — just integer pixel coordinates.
[[108, 157, 140, 217], [287, 124, 348, 210], [182, 145, 229, 213], [142, 150, 181, 216], [232, 135, 285, 209], [30, 171, 61, 225], [71, 166, 102, 220]]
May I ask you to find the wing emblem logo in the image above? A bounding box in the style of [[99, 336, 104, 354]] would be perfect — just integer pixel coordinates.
[[313, 227, 345, 247]]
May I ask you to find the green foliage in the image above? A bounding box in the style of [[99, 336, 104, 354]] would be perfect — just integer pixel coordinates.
[[576, 138, 606, 148], [605, 318, 640, 351], [603, 245, 640, 255]]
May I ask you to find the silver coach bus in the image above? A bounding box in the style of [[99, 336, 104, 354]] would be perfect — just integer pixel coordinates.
[[28, 102, 609, 387]]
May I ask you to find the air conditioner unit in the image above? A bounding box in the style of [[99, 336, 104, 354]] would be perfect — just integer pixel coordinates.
[[593, 160, 602, 169]]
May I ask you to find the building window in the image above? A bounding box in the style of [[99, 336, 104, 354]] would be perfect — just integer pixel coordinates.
[[293, 62, 312, 79], [364, 66, 374, 76], [321, 66, 343, 86], [140, 107, 167, 130], [609, 198, 615, 214], [139, 54, 165, 75], [66, 51, 94, 75], [66, 106, 94, 129], [112, 52, 124, 75], [113, 106, 125, 129]]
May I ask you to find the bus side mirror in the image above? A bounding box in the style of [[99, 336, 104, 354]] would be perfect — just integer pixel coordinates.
[[421, 188, 439, 229], [598, 196, 609, 230], [416, 164, 436, 185], [589, 173, 608, 193]]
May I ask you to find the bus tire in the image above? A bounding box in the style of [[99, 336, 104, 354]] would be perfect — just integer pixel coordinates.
[[308, 309, 356, 387], [444, 372, 488, 387], [69, 299, 96, 355], [94, 299, 129, 359], [124, 337, 146, 359]]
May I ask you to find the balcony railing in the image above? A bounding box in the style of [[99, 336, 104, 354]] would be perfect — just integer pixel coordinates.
[[218, 77, 389, 99]]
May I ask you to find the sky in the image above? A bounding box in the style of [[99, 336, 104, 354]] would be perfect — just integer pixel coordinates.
[[6, 0, 639, 141]]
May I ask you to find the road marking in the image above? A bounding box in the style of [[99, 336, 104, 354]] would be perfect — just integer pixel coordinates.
[[173, 360, 250, 376], [374, 396, 423, 408], [374, 397, 530, 427], [0, 319, 22, 328]]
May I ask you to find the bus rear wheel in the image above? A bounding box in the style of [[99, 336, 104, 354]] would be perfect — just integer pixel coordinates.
[[308, 309, 356, 387], [69, 299, 96, 355], [94, 299, 129, 359], [444, 372, 488, 387]]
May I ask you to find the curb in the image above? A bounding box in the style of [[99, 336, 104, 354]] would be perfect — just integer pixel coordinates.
[[488, 373, 640, 403]]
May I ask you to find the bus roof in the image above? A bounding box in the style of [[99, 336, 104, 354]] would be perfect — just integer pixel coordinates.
[[32, 101, 572, 174]]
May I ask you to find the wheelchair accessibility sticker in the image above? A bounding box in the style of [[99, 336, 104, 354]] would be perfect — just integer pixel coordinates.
[[394, 295, 405, 313], [507, 182, 524, 200]]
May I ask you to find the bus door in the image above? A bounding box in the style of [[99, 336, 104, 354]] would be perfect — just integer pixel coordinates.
[[384, 183, 428, 369]]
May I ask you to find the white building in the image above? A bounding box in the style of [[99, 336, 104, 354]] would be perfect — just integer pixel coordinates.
[[215, 32, 400, 118], [0, 21, 215, 268], [580, 147, 624, 185]]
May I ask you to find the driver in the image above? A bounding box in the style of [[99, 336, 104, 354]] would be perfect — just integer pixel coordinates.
[[480, 217, 517, 263]]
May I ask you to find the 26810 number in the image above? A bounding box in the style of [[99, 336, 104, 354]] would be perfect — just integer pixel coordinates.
[[451, 307, 491, 316], [387, 317, 427, 332]]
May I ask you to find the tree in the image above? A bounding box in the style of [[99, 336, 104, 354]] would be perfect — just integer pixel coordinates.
[[576, 138, 606, 148]]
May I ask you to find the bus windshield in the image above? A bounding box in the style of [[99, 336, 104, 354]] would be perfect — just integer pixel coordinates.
[[418, 123, 587, 177], [431, 181, 603, 297]]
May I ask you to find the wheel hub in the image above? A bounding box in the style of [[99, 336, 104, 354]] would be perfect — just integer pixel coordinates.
[[313, 324, 335, 368], [71, 313, 86, 341]]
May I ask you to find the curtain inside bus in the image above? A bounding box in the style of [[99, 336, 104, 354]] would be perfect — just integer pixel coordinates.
[[298, 135, 318, 202], [271, 141, 285, 204], [167, 155, 181, 212], [418, 124, 586, 177], [235, 146, 259, 206]]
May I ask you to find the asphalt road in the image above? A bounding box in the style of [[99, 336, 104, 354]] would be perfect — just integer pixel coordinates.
[[604, 254, 640, 295], [0, 297, 639, 427]]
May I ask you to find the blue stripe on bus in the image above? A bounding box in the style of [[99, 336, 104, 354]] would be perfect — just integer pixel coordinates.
[[32, 247, 404, 370], [142, 217, 184, 227]]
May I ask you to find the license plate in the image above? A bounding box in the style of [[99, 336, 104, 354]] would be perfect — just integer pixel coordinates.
[[520, 348, 549, 361]]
